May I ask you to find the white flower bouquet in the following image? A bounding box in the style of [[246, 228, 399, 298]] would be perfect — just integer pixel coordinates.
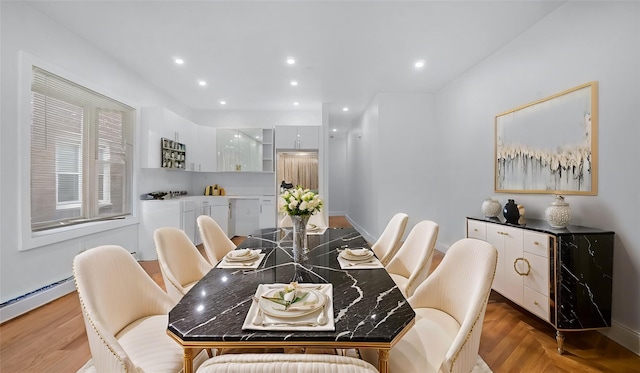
[[280, 187, 323, 216]]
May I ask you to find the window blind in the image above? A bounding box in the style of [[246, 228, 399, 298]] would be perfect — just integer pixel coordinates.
[[30, 67, 133, 231]]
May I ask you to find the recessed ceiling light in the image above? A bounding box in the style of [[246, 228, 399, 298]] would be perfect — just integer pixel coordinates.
[[198, 80, 207, 86], [332, 129, 337, 132], [286, 57, 296, 65], [414, 60, 425, 68], [342, 107, 349, 112], [174, 58, 184, 65], [290, 80, 298, 86], [293, 102, 299, 106], [219, 100, 226, 105]]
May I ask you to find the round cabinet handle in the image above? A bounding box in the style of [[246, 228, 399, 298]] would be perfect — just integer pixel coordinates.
[[534, 241, 540, 245], [513, 258, 532, 276], [474, 228, 478, 232], [534, 300, 539, 306]]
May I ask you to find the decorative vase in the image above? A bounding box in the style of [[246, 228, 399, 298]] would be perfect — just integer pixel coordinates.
[[291, 214, 310, 263], [503, 199, 520, 224], [517, 205, 526, 225], [481, 198, 502, 217], [545, 195, 572, 228]]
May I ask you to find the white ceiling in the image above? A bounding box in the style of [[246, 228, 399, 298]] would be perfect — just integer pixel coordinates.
[[27, 0, 565, 130]]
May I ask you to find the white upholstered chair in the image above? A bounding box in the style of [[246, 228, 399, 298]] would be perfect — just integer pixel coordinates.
[[154, 227, 213, 302], [385, 220, 439, 298], [361, 238, 498, 373], [197, 215, 236, 266], [196, 353, 378, 373], [371, 212, 408, 266], [73, 245, 207, 372]]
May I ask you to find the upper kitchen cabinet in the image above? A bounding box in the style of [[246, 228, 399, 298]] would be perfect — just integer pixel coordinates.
[[140, 107, 196, 169], [216, 128, 273, 172], [192, 125, 216, 172], [275, 125, 320, 150]]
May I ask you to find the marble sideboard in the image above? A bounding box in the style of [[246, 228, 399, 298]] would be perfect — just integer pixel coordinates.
[[466, 216, 614, 354]]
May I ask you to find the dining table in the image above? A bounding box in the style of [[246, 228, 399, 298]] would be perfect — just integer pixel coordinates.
[[166, 226, 415, 373]]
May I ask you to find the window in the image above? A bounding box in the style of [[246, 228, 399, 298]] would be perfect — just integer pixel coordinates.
[[30, 66, 133, 231]]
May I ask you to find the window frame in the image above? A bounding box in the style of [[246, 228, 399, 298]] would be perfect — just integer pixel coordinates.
[[19, 51, 139, 251]]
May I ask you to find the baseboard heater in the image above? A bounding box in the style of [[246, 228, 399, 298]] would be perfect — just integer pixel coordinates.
[[0, 276, 76, 324]]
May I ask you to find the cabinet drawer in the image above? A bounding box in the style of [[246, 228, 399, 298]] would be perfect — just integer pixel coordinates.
[[523, 231, 549, 257], [524, 286, 549, 322], [523, 252, 549, 296], [467, 220, 486, 240]]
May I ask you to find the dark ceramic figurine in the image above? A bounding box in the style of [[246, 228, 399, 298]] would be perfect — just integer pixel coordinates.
[[503, 199, 520, 224]]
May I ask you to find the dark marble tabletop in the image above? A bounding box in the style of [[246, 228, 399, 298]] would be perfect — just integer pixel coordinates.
[[167, 227, 415, 345]]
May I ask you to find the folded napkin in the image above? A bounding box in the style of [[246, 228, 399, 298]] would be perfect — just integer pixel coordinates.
[[242, 283, 335, 331], [217, 253, 265, 269], [344, 248, 370, 257], [337, 255, 384, 269], [227, 248, 254, 259]]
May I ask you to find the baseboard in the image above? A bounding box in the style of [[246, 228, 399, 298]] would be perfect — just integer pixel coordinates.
[[600, 320, 640, 356], [0, 277, 76, 324], [344, 214, 376, 244]]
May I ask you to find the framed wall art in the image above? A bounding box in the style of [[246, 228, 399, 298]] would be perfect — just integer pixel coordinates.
[[495, 81, 598, 195]]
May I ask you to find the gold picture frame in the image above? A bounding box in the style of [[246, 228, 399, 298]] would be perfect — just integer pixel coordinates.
[[495, 81, 598, 195]]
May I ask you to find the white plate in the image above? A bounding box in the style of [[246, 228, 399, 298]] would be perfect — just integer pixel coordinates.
[[225, 249, 259, 262], [339, 249, 374, 261], [259, 288, 325, 318]]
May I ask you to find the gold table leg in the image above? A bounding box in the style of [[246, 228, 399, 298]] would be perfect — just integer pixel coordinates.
[[556, 330, 565, 354], [378, 348, 390, 373], [183, 347, 194, 373]]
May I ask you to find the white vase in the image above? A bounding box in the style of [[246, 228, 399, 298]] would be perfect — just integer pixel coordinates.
[[545, 195, 572, 228], [481, 198, 502, 217]]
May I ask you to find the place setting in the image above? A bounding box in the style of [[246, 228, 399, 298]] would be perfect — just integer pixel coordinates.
[[306, 223, 328, 236], [216, 248, 265, 269], [337, 247, 384, 269], [242, 282, 335, 331]]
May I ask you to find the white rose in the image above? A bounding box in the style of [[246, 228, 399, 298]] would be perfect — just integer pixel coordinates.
[[299, 201, 308, 211], [288, 200, 298, 210]]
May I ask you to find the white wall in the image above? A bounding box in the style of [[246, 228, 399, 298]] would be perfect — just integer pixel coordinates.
[[193, 109, 321, 128], [346, 0, 639, 352], [0, 2, 190, 305], [328, 136, 348, 216]]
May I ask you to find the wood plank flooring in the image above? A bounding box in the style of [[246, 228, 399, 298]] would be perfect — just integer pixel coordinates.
[[1, 216, 638, 372]]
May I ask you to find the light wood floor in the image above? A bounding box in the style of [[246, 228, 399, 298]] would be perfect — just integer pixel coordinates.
[[1, 217, 638, 372]]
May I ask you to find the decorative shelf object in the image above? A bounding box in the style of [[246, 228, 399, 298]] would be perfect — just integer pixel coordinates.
[[161, 137, 186, 169]]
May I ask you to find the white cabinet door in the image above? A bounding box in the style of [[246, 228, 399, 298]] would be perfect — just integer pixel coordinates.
[[486, 223, 506, 295], [503, 226, 524, 305], [210, 201, 230, 238], [139, 200, 182, 260], [275, 126, 320, 150], [181, 200, 197, 244], [194, 125, 216, 172], [259, 196, 277, 228], [296, 126, 319, 149]]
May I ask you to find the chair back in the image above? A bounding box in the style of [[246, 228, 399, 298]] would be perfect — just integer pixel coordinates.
[[196, 353, 378, 373], [73, 245, 174, 372], [371, 212, 408, 266], [197, 215, 236, 266], [385, 220, 438, 297], [154, 227, 212, 301], [410, 238, 498, 373]]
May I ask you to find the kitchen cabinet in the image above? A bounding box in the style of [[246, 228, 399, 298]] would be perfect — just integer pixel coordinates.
[[199, 197, 231, 241], [140, 107, 196, 169], [275, 125, 320, 150], [466, 216, 614, 354], [139, 199, 196, 260], [259, 196, 276, 228], [192, 125, 216, 172], [216, 128, 272, 172]]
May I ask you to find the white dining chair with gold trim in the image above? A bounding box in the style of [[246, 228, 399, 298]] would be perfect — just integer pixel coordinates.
[[197, 215, 236, 266], [361, 238, 498, 373], [371, 212, 408, 266], [73, 245, 208, 372], [154, 227, 213, 303], [385, 220, 439, 298], [196, 353, 378, 373]]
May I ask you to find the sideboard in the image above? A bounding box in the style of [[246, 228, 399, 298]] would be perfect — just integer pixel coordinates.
[[466, 216, 614, 354]]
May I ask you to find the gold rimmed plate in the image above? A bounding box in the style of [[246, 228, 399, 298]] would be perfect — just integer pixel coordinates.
[[225, 249, 259, 262], [258, 288, 325, 318], [339, 249, 374, 262]]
